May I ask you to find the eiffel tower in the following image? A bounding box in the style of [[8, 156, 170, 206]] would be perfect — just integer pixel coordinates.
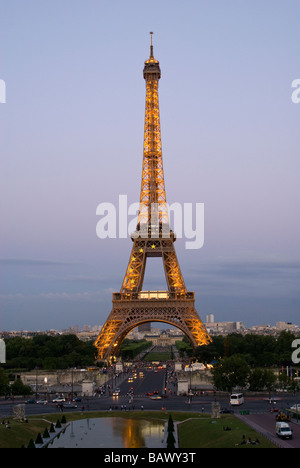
[[95, 34, 211, 360]]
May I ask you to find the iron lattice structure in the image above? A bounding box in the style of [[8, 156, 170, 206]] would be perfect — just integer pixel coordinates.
[[95, 36, 211, 360]]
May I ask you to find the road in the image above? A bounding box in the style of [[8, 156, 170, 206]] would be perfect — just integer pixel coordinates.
[[237, 413, 300, 448], [1, 366, 299, 415]]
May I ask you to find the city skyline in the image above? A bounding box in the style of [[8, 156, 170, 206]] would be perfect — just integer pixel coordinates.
[[0, 1, 299, 331]]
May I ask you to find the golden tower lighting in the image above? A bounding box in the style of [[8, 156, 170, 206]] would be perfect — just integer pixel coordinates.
[[95, 34, 211, 360]]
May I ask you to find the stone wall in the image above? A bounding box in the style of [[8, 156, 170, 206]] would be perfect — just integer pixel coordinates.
[[14, 369, 109, 393], [176, 370, 213, 395]]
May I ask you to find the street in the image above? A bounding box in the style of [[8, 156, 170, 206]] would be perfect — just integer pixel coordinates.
[[1, 366, 299, 419]]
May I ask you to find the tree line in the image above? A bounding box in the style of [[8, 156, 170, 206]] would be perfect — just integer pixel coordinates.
[[0, 331, 299, 395], [2, 330, 298, 371], [178, 330, 298, 367], [179, 331, 300, 393], [2, 334, 96, 371]]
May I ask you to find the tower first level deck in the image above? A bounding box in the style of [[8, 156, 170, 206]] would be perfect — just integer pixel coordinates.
[[94, 291, 211, 360]]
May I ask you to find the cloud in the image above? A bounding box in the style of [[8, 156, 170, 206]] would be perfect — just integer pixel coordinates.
[[0, 258, 79, 266], [25, 274, 107, 284], [0, 290, 111, 303], [186, 259, 300, 298]]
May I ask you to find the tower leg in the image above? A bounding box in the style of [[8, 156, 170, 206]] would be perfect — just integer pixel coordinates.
[[120, 235, 187, 294]]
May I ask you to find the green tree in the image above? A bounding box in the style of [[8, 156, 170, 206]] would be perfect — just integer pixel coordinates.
[[10, 379, 33, 397], [248, 368, 276, 392], [278, 371, 291, 391], [223, 334, 243, 357], [0, 368, 9, 396], [167, 431, 176, 448], [27, 439, 36, 448], [168, 415, 174, 432], [276, 331, 296, 364], [4, 334, 97, 370], [212, 355, 250, 392], [35, 433, 43, 444]]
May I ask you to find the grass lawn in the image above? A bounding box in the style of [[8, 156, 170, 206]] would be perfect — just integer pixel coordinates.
[[178, 415, 277, 449], [0, 411, 277, 449], [0, 417, 55, 449], [144, 352, 172, 361]]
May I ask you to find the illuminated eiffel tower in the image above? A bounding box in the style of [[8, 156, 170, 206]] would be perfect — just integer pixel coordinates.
[[95, 34, 211, 360]]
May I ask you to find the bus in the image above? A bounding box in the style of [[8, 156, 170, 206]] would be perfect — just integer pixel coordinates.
[[230, 393, 244, 406]]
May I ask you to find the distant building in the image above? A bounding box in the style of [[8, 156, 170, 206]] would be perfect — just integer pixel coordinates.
[[144, 329, 184, 346], [276, 321, 299, 331], [206, 314, 215, 324], [205, 321, 246, 335]]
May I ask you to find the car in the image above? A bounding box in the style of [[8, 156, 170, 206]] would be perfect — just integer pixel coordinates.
[[112, 391, 119, 396], [146, 392, 153, 396], [52, 397, 66, 403], [62, 403, 77, 409], [150, 396, 162, 400], [36, 399, 48, 405], [220, 407, 233, 414], [74, 397, 82, 402], [290, 404, 300, 411], [276, 421, 293, 440], [270, 407, 280, 413], [25, 399, 36, 404]]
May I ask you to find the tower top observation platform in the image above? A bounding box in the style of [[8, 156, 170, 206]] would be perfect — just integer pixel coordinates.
[[143, 32, 161, 80]]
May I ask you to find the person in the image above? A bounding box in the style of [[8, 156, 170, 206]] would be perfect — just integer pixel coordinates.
[[235, 434, 246, 446]]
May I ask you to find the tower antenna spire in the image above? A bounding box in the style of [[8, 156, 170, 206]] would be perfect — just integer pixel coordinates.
[[150, 31, 154, 58]]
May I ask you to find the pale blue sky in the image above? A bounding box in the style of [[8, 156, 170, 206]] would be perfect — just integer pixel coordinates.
[[0, 0, 299, 331]]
